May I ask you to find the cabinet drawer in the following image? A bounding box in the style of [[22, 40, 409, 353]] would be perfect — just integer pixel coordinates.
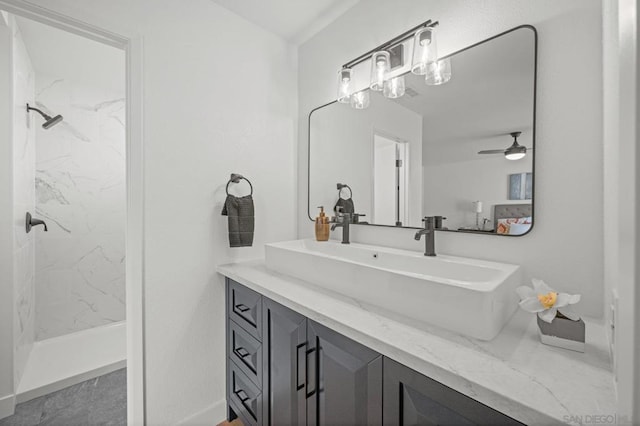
[[227, 279, 262, 341], [228, 319, 262, 387], [228, 361, 263, 426]]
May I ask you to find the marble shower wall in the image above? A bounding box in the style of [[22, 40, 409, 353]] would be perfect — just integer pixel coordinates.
[[34, 74, 125, 340], [12, 18, 36, 389]]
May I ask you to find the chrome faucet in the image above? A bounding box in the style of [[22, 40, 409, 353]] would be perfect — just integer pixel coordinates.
[[331, 210, 351, 244], [415, 216, 436, 256]]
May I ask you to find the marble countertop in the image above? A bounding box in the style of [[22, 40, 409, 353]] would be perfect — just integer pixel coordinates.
[[217, 260, 616, 425]]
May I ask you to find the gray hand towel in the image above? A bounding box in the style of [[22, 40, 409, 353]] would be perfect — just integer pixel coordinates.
[[221, 195, 254, 247], [334, 197, 355, 215]]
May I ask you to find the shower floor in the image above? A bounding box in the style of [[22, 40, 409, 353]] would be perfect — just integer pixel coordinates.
[[0, 368, 126, 426], [17, 322, 126, 403]]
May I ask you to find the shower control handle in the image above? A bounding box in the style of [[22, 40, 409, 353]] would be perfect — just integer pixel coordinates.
[[26, 212, 48, 233]]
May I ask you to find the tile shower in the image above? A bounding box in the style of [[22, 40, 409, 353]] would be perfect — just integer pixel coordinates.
[[4, 14, 127, 404], [34, 75, 126, 340]]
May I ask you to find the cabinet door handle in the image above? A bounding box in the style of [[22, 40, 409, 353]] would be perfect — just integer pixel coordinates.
[[296, 343, 306, 390], [235, 389, 250, 403], [234, 347, 250, 358], [305, 347, 317, 398], [235, 303, 250, 313]]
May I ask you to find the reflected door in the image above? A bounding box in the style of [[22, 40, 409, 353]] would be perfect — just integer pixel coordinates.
[[373, 134, 407, 226]]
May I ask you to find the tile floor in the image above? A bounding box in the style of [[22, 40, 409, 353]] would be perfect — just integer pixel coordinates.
[[0, 369, 126, 426]]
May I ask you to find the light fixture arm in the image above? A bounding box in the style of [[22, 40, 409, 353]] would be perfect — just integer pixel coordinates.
[[342, 20, 439, 70]]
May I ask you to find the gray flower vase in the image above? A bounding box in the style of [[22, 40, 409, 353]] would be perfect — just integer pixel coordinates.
[[537, 312, 585, 352]]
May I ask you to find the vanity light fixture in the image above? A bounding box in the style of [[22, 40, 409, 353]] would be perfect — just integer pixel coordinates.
[[411, 26, 438, 75], [370, 51, 390, 91], [350, 90, 370, 109], [425, 57, 452, 85], [383, 75, 406, 98], [337, 68, 353, 103], [335, 19, 442, 109]]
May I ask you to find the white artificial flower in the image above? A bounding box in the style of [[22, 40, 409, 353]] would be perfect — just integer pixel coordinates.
[[515, 278, 581, 323]]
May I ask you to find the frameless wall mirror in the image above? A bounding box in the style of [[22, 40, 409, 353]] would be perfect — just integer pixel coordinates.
[[308, 25, 537, 236]]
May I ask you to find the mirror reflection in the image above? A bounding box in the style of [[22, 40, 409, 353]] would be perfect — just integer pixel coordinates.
[[309, 26, 536, 236]]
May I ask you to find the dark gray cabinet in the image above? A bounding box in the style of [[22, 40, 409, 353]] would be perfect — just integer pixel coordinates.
[[382, 358, 522, 425], [224, 278, 520, 426], [306, 320, 382, 426], [262, 298, 307, 426]]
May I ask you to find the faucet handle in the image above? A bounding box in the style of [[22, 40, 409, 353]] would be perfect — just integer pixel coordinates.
[[433, 215, 447, 229], [352, 213, 366, 223]]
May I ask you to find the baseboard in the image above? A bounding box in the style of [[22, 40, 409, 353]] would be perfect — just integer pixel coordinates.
[[177, 398, 226, 426], [0, 393, 16, 420]]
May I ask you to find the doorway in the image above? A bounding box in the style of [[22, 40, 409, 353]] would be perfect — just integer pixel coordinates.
[[372, 133, 409, 226], [0, 2, 144, 424]]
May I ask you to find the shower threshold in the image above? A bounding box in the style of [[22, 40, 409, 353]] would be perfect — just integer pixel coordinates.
[[16, 321, 126, 403]]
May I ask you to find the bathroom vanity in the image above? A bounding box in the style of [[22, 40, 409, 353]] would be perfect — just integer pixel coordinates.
[[218, 254, 616, 426], [224, 278, 520, 426]]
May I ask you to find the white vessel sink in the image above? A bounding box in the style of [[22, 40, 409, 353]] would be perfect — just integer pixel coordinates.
[[265, 239, 523, 340]]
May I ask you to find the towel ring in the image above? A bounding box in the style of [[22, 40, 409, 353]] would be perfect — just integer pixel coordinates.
[[337, 183, 352, 200], [226, 173, 253, 196]]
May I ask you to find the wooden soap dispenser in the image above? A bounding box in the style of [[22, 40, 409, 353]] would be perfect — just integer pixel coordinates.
[[315, 206, 330, 241]]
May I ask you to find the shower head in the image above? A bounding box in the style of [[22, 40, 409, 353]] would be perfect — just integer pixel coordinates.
[[26, 103, 63, 129]]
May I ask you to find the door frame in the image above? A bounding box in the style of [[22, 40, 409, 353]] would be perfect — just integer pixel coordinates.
[[371, 130, 409, 226], [0, 1, 146, 424]]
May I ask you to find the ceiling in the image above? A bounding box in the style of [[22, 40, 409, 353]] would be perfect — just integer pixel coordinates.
[[14, 15, 125, 94], [210, 0, 360, 44]]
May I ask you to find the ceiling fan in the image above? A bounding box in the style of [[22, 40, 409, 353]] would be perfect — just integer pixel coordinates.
[[478, 131, 532, 160]]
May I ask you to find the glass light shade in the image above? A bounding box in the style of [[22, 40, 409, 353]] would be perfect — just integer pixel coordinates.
[[425, 57, 452, 85], [411, 27, 438, 75], [337, 68, 353, 104], [370, 51, 390, 91], [383, 75, 405, 99], [350, 90, 370, 109]]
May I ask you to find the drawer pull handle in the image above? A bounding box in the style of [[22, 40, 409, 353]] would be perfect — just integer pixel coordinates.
[[235, 389, 250, 403], [235, 303, 250, 313], [234, 347, 250, 358]]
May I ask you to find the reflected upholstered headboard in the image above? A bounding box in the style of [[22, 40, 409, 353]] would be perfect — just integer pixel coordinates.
[[493, 204, 532, 232]]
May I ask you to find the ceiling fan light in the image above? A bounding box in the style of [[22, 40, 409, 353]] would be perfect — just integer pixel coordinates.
[[505, 152, 526, 161], [505, 147, 526, 160]]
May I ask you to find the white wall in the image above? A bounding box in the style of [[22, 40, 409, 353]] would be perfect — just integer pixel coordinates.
[[7, 0, 298, 423], [298, 0, 605, 318], [423, 155, 532, 230], [34, 73, 126, 340], [603, 0, 640, 421], [11, 15, 35, 393], [309, 96, 422, 225], [0, 11, 15, 419]]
